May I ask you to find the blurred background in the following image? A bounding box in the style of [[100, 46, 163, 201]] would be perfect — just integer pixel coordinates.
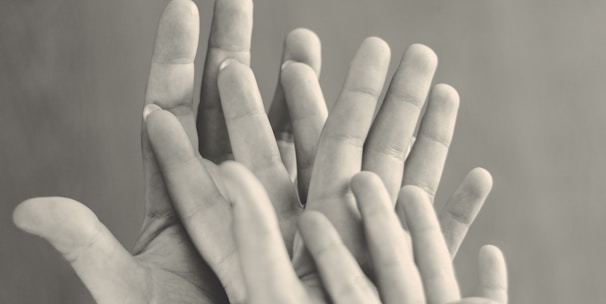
[[1, 0, 605, 303]]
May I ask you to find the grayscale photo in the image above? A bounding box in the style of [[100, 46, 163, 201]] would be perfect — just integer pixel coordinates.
[[1, 0, 604, 303]]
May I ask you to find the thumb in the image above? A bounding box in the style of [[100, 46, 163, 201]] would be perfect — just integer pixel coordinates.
[[13, 197, 147, 303]]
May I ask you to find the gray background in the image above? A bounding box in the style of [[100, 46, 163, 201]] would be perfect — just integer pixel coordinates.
[[1, 0, 605, 303]]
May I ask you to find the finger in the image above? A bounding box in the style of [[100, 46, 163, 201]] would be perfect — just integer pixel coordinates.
[[269, 28, 322, 134], [268, 29, 322, 182], [281, 61, 328, 202], [145, 0, 199, 140], [477, 245, 508, 304], [217, 62, 300, 250], [13, 198, 146, 303], [220, 162, 307, 303], [351, 172, 425, 304], [145, 107, 246, 302], [402, 83, 459, 201], [138, 0, 199, 246], [363, 44, 437, 202], [197, 0, 253, 162], [398, 185, 461, 303], [298, 212, 381, 304], [304, 37, 390, 271], [439, 168, 493, 257], [308, 37, 390, 201]]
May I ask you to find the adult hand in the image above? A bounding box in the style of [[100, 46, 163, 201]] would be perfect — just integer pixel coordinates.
[[142, 0, 320, 302], [282, 38, 493, 283], [13, 0, 253, 302]]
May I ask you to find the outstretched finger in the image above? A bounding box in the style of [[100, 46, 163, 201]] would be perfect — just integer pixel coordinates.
[[439, 168, 493, 257], [197, 0, 253, 162], [268, 29, 322, 181], [308, 37, 390, 202], [402, 84, 459, 201], [13, 198, 145, 303], [363, 44, 437, 202], [299, 212, 381, 304], [138, 0, 200, 249], [281, 61, 327, 203], [352, 172, 424, 304], [398, 186, 461, 303], [145, 106, 245, 302], [218, 61, 300, 250], [477, 245, 508, 304], [220, 162, 307, 303], [305, 37, 390, 270]]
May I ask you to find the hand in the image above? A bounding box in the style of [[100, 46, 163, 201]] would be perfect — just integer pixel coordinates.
[[162, 36, 490, 300], [298, 171, 507, 304], [281, 37, 493, 285], [13, 0, 253, 302], [212, 162, 506, 304], [216, 161, 377, 303]]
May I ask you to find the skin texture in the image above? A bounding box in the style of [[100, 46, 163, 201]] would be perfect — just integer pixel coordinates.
[[144, 39, 504, 302], [12, 0, 321, 302], [13, 0, 247, 303], [285, 38, 495, 285], [13, 0, 499, 303], [204, 161, 509, 304]]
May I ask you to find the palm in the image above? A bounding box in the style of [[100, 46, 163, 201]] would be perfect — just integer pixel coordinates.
[[132, 217, 227, 303]]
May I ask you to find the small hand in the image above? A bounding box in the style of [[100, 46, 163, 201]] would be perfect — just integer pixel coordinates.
[[298, 171, 507, 304], [214, 163, 506, 304]]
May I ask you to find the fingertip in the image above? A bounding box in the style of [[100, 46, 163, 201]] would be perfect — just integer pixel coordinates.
[[398, 185, 429, 203], [217, 60, 254, 89], [143, 104, 162, 121], [218, 160, 247, 177], [219, 58, 240, 71], [164, 0, 199, 20], [431, 83, 460, 108], [209, 0, 253, 49], [350, 171, 382, 195], [286, 28, 321, 48], [154, 0, 200, 63], [363, 36, 391, 55], [479, 244, 505, 265], [13, 198, 39, 232], [402, 43, 438, 71], [145, 108, 176, 139], [284, 28, 322, 73], [467, 167, 494, 194], [281, 61, 316, 82]]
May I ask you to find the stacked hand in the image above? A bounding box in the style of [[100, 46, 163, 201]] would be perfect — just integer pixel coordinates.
[[13, 0, 507, 303], [217, 162, 507, 304]]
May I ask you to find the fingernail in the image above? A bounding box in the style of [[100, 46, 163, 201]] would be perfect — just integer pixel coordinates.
[[219, 58, 239, 71], [281, 60, 295, 70], [143, 104, 162, 121]]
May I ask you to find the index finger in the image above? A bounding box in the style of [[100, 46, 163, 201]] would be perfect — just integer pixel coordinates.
[[197, 0, 253, 162], [220, 162, 307, 304], [139, 0, 199, 238]]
